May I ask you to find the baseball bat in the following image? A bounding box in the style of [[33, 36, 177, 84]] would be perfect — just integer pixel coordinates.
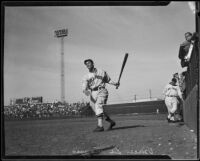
[[74, 145, 115, 156], [116, 53, 129, 89]]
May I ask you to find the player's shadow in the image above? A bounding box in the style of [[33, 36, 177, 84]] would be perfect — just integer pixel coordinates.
[[110, 125, 145, 131]]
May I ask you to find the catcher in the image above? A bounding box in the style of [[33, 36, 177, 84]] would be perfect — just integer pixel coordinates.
[[82, 59, 119, 132]]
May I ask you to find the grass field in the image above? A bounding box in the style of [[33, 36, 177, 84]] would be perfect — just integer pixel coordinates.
[[3, 113, 197, 159]]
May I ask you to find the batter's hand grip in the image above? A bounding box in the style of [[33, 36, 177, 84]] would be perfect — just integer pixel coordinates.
[[116, 82, 120, 89]]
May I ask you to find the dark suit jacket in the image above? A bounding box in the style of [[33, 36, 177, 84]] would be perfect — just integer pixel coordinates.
[[178, 33, 199, 67], [178, 41, 191, 67]]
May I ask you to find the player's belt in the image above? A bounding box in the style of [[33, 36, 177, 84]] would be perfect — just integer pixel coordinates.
[[166, 95, 178, 97], [91, 86, 105, 91]]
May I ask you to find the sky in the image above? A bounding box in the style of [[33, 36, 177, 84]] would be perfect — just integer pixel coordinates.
[[3, 2, 195, 105]]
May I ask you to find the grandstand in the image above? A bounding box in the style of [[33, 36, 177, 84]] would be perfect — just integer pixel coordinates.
[[10, 96, 43, 105]]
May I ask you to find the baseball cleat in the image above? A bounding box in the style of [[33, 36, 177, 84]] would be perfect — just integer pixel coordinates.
[[107, 121, 116, 131], [167, 119, 176, 123], [93, 126, 104, 132]]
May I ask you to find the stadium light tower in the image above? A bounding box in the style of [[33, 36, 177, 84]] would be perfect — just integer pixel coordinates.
[[54, 29, 68, 103]]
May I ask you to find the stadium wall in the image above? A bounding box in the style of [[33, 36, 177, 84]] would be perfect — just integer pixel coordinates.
[[104, 100, 168, 115], [198, 2, 200, 157], [183, 2, 199, 135], [183, 85, 198, 134]]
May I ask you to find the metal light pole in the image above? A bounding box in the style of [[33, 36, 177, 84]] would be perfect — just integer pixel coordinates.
[[54, 29, 68, 103], [149, 89, 152, 100], [134, 94, 137, 102]]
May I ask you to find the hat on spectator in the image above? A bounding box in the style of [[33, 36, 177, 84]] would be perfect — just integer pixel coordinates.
[[84, 59, 94, 65]]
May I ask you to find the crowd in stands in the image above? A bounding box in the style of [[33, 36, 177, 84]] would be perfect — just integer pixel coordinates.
[[4, 101, 94, 120]]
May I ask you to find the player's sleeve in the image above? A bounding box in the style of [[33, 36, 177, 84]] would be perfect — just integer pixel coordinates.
[[163, 84, 169, 96], [82, 75, 89, 91], [104, 71, 111, 83], [177, 86, 183, 100]]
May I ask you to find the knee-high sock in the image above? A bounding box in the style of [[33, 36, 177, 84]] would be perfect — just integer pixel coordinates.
[[104, 112, 114, 123], [97, 117, 103, 127]]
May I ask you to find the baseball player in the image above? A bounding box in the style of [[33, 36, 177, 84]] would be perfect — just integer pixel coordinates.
[[82, 59, 119, 132], [173, 73, 180, 86], [173, 72, 184, 120], [163, 78, 183, 122]]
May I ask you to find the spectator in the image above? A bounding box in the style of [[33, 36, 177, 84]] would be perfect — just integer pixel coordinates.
[[178, 32, 198, 68], [179, 71, 186, 99]]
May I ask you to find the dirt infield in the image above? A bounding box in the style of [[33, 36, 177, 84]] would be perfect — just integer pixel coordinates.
[[4, 113, 197, 159]]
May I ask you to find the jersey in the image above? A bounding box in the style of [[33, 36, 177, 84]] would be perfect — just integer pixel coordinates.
[[82, 68, 111, 91], [163, 83, 183, 99]]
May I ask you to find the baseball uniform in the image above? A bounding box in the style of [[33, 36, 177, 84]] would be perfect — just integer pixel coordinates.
[[82, 68, 111, 117], [163, 83, 183, 121]]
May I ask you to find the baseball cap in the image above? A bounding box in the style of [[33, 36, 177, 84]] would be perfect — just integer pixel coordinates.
[[173, 73, 178, 77], [171, 78, 177, 83], [84, 59, 94, 65]]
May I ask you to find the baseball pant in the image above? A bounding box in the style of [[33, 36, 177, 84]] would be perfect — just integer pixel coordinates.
[[90, 88, 108, 117], [165, 96, 179, 120]]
